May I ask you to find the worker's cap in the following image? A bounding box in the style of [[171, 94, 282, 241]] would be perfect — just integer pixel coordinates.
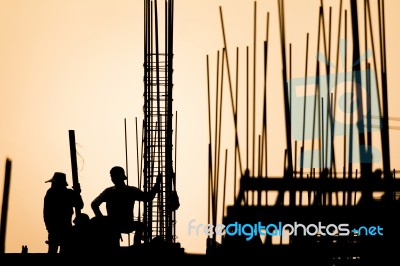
[[45, 172, 68, 186], [110, 166, 127, 180]]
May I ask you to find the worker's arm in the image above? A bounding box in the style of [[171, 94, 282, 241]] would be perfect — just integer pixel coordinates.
[[91, 189, 108, 217], [140, 174, 162, 202], [43, 191, 53, 230], [71, 187, 84, 210]]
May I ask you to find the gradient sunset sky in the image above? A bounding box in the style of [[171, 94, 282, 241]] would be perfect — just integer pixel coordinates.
[[1, 0, 400, 255]]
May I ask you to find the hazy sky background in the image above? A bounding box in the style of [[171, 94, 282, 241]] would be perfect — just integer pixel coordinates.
[[1, 0, 399, 254]]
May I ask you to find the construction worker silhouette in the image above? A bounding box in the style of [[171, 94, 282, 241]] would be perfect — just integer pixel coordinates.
[[91, 166, 161, 249], [43, 172, 84, 254]]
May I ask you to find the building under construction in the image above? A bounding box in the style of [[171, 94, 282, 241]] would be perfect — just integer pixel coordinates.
[[1, 0, 400, 264], [206, 0, 400, 264]]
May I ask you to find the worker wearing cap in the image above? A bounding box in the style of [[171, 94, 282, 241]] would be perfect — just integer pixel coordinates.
[[91, 166, 161, 248]]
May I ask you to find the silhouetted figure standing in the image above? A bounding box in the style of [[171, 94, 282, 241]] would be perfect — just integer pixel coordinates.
[[91, 166, 161, 250], [43, 172, 84, 254]]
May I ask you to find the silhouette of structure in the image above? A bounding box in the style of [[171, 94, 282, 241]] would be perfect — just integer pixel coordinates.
[[141, 0, 180, 248], [87, 0, 181, 254], [3, 1, 400, 264], [206, 0, 400, 264]]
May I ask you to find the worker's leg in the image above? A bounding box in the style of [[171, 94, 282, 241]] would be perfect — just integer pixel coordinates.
[[132, 221, 146, 245], [47, 232, 59, 254]]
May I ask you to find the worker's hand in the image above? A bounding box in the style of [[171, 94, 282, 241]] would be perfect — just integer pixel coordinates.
[[156, 173, 162, 184], [73, 184, 81, 194], [156, 174, 162, 191]]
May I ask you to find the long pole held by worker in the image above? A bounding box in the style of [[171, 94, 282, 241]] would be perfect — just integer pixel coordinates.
[[69, 130, 81, 216]]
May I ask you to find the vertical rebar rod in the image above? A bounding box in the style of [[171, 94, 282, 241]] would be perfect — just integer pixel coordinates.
[[300, 33, 309, 180], [174, 110, 178, 177], [139, 120, 145, 222], [213, 51, 220, 224], [365, 0, 381, 175], [365, 0, 382, 119], [331, 0, 343, 183], [377, 0, 391, 181], [319, 2, 328, 174], [246, 46, 249, 170], [350, 0, 368, 178], [208, 144, 212, 226], [310, 7, 322, 173], [252, 1, 257, 176], [319, 1, 328, 170], [136, 117, 140, 190], [332, 0, 343, 118], [324, 7, 332, 172], [354, 169, 358, 206], [319, 97, 324, 206], [124, 118, 130, 246], [135, 118, 142, 223], [206, 55, 212, 225], [307, 173, 311, 206], [343, 9, 348, 186], [264, 12, 270, 178], [364, 0, 368, 76], [289, 43, 292, 120], [219, 6, 243, 176], [258, 135, 262, 177], [215, 48, 226, 226], [300, 153, 305, 205], [166, 0, 175, 242], [260, 41, 267, 178], [322, 97, 325, 169], [277, 0, 294, 206], [208, 143, 213, 236], [124, 119, 129, 186], [222, 149, 228, 222], [234, 47, 239, 202], [0, 159, 11, 254], [330, 92, 336, 205], [154, 0, 161, 173], [294, 140, 297, 178], [367, 63, 372, 162], [348, 73, 355, 206]]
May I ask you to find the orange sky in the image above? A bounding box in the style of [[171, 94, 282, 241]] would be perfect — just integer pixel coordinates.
[[0, 0, 400, 255]]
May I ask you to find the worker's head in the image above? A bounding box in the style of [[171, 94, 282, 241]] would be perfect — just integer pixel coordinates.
[[73, 213, 90, 226], [45, 172, 68, 187], [110, 166, 127, 184]]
